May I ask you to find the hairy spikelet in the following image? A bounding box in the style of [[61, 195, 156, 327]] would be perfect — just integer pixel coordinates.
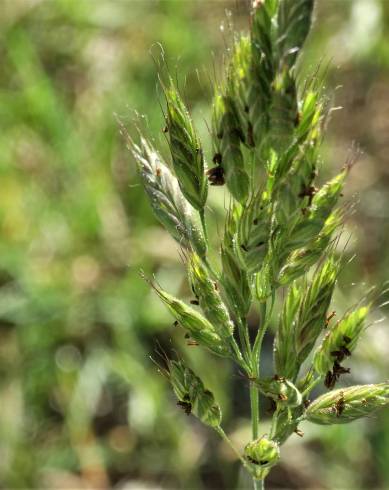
[[277, 0, 315, 68], [212, 90, 250, 202], [313, 304, 371, 376], [274, 283, 301, 379], [244, 436, 280, 480], [294, 255, 339, 369], [188, 253, 234, 340], [132, 136, 207, 258], [166, 359, 222, 427], [221, 207, 252, 318], [164, 79, 208, 211], [305, 384, 389, 425], [151, 282, 230, 357]]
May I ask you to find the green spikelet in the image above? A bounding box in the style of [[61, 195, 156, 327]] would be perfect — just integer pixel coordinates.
[[236, 191, 272, 273], [278, 210, 342, 285], [274, 283, 301, 379], [294, 256, 339, 369], [228, 35, 253, 148], [221, 207, 252, 318], [269, 69, 298, 152], [314, 305, 371, 376], [164, 79, 208, 211], [244, 436, 280, 480], [254, 376, 303, 408], [166, 359, 222, 428], [150, 282, 230, 357], [305, 384, 389, 425], [212, 91, 250, 202], [131, 136, 207, 258], [188, 253, 234, 340], [248, 0, 276, 146], [277, 0, 315, 68]]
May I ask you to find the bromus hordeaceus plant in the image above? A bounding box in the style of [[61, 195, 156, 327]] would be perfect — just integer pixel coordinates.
[[129, 1, 389, 488]]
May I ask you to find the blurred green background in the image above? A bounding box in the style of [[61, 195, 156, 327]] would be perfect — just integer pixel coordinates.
[[0, 1, 388, 488]]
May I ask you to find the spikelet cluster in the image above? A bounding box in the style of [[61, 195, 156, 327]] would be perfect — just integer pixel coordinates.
[[130, 0, 388, 485]]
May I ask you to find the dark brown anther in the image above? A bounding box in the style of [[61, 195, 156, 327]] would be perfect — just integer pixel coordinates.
[[324, 371, 336, 389], [184, 333, 190, 339], [190, 299, 199, 305], [253, 218, 259, 225], [206, 166, 225, 186], [241, 244, 249, 252], [333, 360, 350, 376], [162, 125, 169, 133], [294, 111, 301, 127], [256, 241, 265, 248], [246, 455, 260, 465], [343, 335, 352, 344], [294, 428, 304, 437], [273, 374, 285, 382], [334, 391, 345, 417], [303, 399, 311, 409], [173, 320, 179, 327], [212, 152, 222, 165], [156, 167, 162, 177], [213, 281, 218, 291], [267, 398, 277, 414], [330, 350, 345, 362], [325, 311, 336, 327], [187, 340, 199, 346], [177, 400, 192, 415], [278, 394, 288, 401], [217, 131, 223, 140], [341, 345, 351, 357], [299, 185, 318, 207]]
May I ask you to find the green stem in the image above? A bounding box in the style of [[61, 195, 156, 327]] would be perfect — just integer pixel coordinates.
[[215, 426, 250, 470], [200, 208, 208, 242], [302, 376, 322, 398], [250, 382, 259, 440]]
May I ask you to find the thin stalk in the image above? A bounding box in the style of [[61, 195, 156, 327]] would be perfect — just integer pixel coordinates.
[[302, 376, 322, 398], [236, 316, 252, 368], [199, 207, 208, 242], [215, 426, 251, 471], [249, 368, 260, 490]]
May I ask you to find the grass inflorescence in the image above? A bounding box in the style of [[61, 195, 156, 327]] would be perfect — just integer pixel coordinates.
[[130, 1, 389, 487]]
